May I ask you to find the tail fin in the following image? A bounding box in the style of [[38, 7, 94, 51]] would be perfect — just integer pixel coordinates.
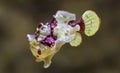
[[82, 10, 101, 36]]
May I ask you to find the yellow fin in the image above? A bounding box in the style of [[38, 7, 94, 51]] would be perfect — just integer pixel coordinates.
[[70, 32, 82, 47], [82, 10, 101, 36], [43, 54, 54, 68]]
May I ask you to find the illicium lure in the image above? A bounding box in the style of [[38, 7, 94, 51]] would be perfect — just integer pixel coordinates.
[[27, 10, 101, 68]]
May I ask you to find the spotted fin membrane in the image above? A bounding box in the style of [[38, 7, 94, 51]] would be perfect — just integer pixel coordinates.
[[27, 10, 101, 68]]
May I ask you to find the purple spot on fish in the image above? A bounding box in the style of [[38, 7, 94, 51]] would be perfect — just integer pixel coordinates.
[[40, 35, 56, 47], [68, 20, 76, 27]]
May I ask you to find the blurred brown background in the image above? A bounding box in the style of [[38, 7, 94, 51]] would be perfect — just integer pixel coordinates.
[[0, 0, 120, 73]]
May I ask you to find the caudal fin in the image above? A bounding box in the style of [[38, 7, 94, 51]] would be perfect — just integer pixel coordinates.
[[82, 10, 101, 36]]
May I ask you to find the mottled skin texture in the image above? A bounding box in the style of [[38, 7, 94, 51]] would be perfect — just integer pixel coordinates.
[[27, 10, 100, 68]]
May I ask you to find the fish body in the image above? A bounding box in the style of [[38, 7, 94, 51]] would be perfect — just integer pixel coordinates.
[[27, 10, 101, 68]]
